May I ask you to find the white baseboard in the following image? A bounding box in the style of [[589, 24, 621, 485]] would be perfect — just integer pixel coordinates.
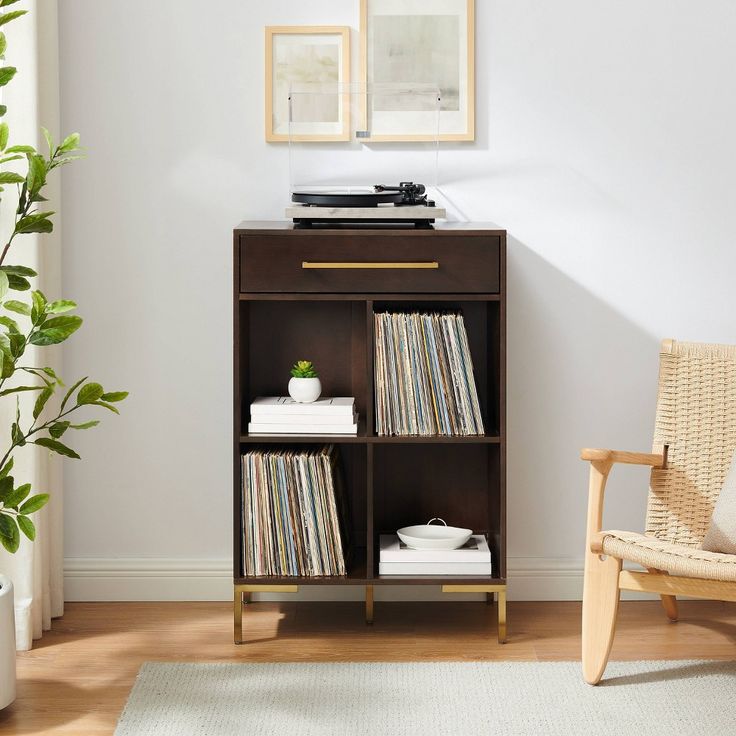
[[63, 556, 656, 602]]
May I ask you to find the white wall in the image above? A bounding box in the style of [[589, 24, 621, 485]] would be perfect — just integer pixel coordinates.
[[57, 1, 736, 601]]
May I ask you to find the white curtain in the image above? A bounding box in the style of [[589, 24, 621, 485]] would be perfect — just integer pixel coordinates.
[[0, 0, 63, 651]]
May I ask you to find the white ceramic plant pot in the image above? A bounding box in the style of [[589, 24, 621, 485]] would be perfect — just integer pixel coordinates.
[[288, 376, 322, 403], [0, 574, 15, 710]]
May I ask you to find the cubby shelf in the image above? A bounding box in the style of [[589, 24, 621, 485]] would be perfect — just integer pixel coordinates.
[[239, 433, 501, 445], [233, 222, 507, 641]]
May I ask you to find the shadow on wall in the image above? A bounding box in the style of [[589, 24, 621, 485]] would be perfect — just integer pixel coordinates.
[[506, 236, 660, 559]]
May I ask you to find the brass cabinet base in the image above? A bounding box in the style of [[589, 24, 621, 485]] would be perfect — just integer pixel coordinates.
[[234, 584, 298, 644], [442, 584, 507, 643], [234, 584, 507, 644]]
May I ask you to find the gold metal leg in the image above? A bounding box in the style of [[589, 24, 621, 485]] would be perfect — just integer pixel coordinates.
[[234, 584, 298, 645], [497, 589, 507, 643], [234, 588, 244, 644], [441, 584, 507, 643], [365, 584, 374, 625]]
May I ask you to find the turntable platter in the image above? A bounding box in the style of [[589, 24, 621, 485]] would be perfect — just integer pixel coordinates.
[[291, 189, 403, 207]]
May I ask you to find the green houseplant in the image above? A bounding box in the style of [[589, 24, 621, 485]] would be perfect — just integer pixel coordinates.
[[288, 360, 321, 403], [0, 2, 127, 556]]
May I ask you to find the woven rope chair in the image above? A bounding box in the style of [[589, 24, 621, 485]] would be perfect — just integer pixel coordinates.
[[581, 338, 736, 684]]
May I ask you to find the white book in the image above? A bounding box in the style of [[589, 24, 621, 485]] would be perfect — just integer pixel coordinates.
[[379, 561, 493, 575], [248, 422, 358, 435], [248, 411, 358, 426], [379, 534, 491, 562], [250, 397, 355, 417]]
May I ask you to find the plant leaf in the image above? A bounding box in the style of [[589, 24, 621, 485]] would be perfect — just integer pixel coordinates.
[[19, 493, 50, 514], [34, 438, 79, 459], [0, 474, 12, 499], [4, 299, 30, 315], [29, 315, 82, 345], [0, 121, 7, 150], [0, 1, 22, 8], [25, 153, 46, 195], [61, 375, 87, 411], [0, 264, 37, 277], [0, 314, 18, 332], [0, 65, 16, 86], [5, 144, 34, 154], [93, 400, 119, 414], [0, 170, 24, 184], [41, 126, 53, 152], [59, 133, 80, 153], [15, 211, 54, 234], [0, 9, 26, 27], [0, 457, 13, 480], [0, 270, 7, 299], [17, 514, 35, 541], [69, 420, 99, 430], [31, 290, 46, 325], [0, 30, 5, 56], [1, 353, 14, 379], [100, 391, 128, 402], [8, 331, 23, 357], [6, 273, 30, 291], [49, 420, 70, 438], [33, 385, 53, 419], [11, 420, 23, 444], [4, 482, 30, 508], [37, 366, 62, 385], [32, 365, 62, 386], [0, 513, 19, 553], [46, 299, 76, 314], [0, 385, 43, 398], [78, 381, 104, 404]]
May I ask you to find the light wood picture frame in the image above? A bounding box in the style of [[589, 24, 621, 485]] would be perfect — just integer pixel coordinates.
[[265, 26, 350, 143], [360, 0, 475, 142]]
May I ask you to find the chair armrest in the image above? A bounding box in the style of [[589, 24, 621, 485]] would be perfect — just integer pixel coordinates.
[[581, 447, 665, 555], [580, 448, 665, 468]]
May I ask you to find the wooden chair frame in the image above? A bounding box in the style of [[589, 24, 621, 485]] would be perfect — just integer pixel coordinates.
[[581, 446, 736, 685]]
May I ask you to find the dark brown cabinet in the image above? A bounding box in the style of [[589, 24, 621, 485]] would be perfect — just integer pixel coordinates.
[[233, 222, 507, 643]]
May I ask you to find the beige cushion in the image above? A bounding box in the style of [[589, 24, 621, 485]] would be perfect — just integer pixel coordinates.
[[702, 451, 736, 554], [601, 530, 736, 582]]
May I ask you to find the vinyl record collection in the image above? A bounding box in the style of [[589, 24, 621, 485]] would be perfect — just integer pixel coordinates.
[[373, 311, 485, 436], [241, 445, 350, 576]]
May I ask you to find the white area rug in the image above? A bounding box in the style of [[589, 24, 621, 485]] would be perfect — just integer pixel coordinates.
[[115, 660, 736, 736]]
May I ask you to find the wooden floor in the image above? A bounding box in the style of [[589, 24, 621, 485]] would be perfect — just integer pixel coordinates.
[[1, 599, 736, 735]]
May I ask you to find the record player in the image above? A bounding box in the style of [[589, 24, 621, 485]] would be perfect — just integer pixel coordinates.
[[285, 84, 446, 228], [286, 182, 446, 227]]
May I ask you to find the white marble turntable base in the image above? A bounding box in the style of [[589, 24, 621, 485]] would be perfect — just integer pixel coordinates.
[[285, 204, 446, 220]]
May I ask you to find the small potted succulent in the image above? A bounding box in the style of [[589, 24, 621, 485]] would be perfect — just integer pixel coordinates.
[[288, 360, 321, 403]]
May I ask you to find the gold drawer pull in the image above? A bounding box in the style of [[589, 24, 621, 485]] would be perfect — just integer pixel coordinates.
[[302, 261, 439, 270]]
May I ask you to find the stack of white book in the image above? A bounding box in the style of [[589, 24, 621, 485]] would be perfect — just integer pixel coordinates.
[[379, 534, 492, 575], [248, 397, 358, 435]]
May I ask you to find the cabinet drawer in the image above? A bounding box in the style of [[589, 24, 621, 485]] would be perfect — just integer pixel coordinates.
[[240, 233, 500, 293]]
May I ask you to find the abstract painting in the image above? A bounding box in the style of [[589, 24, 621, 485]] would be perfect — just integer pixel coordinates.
[[265, 27, 350, 142], [361, 0, 474, 141]]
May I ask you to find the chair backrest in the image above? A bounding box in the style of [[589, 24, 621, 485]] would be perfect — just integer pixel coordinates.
[[646, 339, 736, 547]]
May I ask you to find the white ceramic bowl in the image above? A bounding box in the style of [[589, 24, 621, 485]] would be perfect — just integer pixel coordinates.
[[397, 518, 472, 550]]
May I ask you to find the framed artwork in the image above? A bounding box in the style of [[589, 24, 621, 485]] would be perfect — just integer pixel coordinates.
[[360, 0, 475, 141], [265, 26, 350, 142]]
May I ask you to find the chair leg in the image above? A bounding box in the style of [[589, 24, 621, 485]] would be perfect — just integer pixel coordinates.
[[660, 594, 678, 621], [646, 568, 678, 621], [582, 553, 622, 685]]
